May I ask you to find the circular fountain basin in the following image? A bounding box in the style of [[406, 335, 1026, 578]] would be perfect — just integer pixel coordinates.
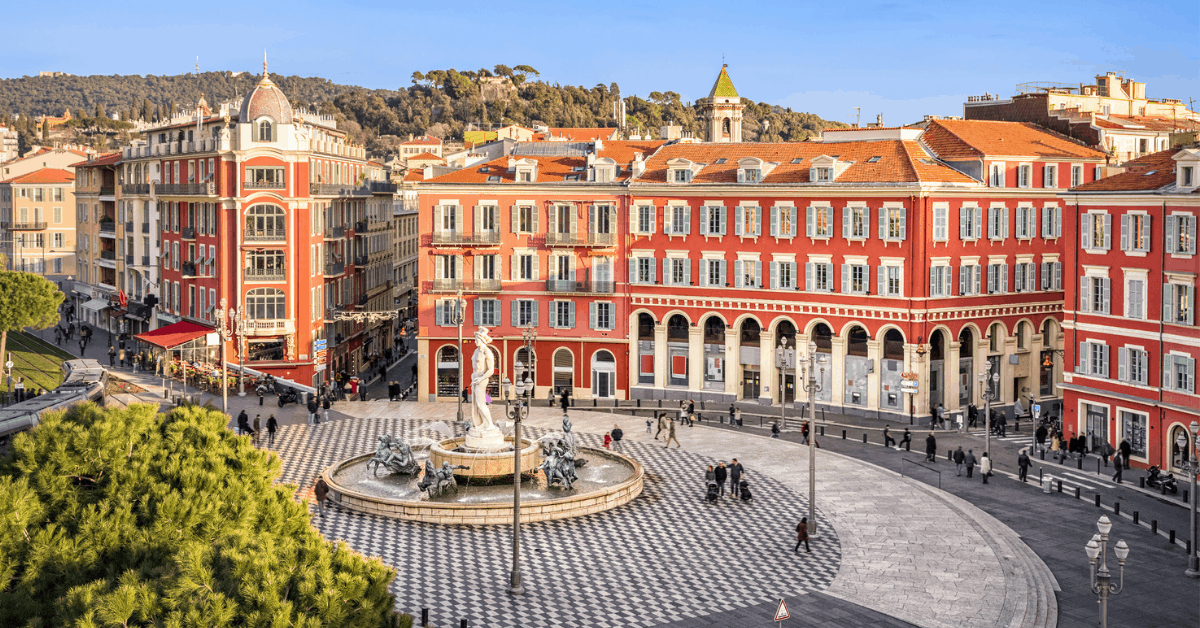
[[429, 437, 542, 481], [322, 446, 643, 525]]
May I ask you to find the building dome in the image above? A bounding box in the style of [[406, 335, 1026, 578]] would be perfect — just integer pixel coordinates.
[[240, 66, 293, 123]]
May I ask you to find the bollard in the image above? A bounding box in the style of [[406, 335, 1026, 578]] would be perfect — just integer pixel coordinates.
[[862, 433, 868, 444], [1184, 489, 1190, 503], [1162, 483, 1168, 495], [1170, 530, 1176, 544], [1114, 502, 1120, 515], [1098, 459, 1102, 474], [1057, 480, 1063, 493], [1189, 541, 1194, 556], [820, 425, 825, 436], [1077, 457, 1083, 470], [1038, 468, 1043, 483], [1133, 511, 1139, 525], [593, 399, 597, 407], [842, 429, 847, 439], [1152, 520, 1158, 534], [636, 399, 641, 408], [658, 400, 662, 408], [1140, 477, 1145, 488], [1093, 492, 1099, 506], [422, 609, 429, 627], [1059, 454, 1065, 465], [821, 408, 826, 422], [462, 620, 468, 628], [1075, 486, 1081, 499]]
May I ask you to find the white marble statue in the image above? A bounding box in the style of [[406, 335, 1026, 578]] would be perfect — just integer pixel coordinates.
[[466, 327, 505, 449]]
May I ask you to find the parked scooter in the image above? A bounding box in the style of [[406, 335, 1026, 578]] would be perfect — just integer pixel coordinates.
[[1146, 465, 1179, 494], [277, 386, 301, 407]]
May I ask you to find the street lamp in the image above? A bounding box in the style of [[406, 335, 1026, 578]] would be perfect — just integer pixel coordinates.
[[214, 298, 233, 416], [505, 325, 536, 595], [1086, 514, 1129, 628], [454, 291, 466, 425], [802, 340, 823, 538], [1183, 420, 1199, 577], [232, 306, 247, 396], [777, 337, 793, 432], [979, 369, 1000, 457]]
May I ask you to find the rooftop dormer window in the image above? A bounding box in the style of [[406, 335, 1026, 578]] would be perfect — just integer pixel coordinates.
[[813, 168, 832, 182], [257, 119, 273, 142], [673, 168, 692, 183], [741, 168, 760, 182]]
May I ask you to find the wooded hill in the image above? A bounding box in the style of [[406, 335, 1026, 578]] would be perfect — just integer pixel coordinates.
[[0, 66, 847, 156]]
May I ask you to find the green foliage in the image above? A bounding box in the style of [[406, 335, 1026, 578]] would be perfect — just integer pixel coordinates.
[[0, 271, 62, 333], [0, 403, 402, 627]]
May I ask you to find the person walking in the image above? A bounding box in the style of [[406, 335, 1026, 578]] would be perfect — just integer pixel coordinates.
[[884, 425, 896, 448], [964, 449, 977, 478], [771, 422, 780, 438], [980, 452, 993, 484], [1051, 432, 1062, 461], [925, 432, 937, 462], [1035, 424, 1048, 452], [611, 424, 624, 452], [267, 414, 278, 446], [603, 432, 612, 450], [108, 345, 116, 367], [321, 394, 331, 423], [705, 464, 716, 487], [1017, 449, 1031, 482], [898, 428, 912, 452], [968, 404, 978, 429], [1100, 440, 1115, 467], [646, 418, 652, 434], [801, 421, 810, 445], [314, 477, 329, 518], [559, 390, 570, 414], [953, 446, 965, 476], [118, 347, 126, 368], [729, 404, 736, 425], [664, 417, 680, 448], [1118, 439, 1131, 470], [715, 462, 728, 498], [1112, 452, 1124, 483], [654, 413, 667, 440], [237, 409, 249, 436], [728, 459, 744, 498], [307, 396, 319, 425], [794, 517, 811, 553], [252, 414, 261, 447], [686, 399, 696, 426]]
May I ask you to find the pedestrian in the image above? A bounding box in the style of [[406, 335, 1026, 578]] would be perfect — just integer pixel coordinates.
[[252, 414, 261, 446], [1051, 432, 1062, 460], [654, 412, 667, 440], [1017, 449, 1031, 482], [925, 432, 937, 462], [980, 452, 992, 484], [964, 449, 977, 478], [1118, 439, 1131, 470], [359, 381, 368, 402], [728, 459, 744, 498], [603, 432, 612, 449], [884, 425, 896, 448], [687, 399, 696, 426], [1112, 452, 1124, 483], [307, 396, 318, 425], [611, 424, 624, 452], [729, 404, 736, 425], [664, 417, 680, 448], [898, 428, 912, 452], [715, 462, 728, 497], [1101, 441, 1115, 467], [314, 477, 329, 518], [108, 345, 116, 367], [646, 418, 652, 434], [54, 327, 62, 344], [937, 403, 946, 430], [119, 347, 127, 368], [968, 404, 978, 428], [705, 464, 716, 487], [267, 414, 278, 446], [237, 409, 249, 435], [794, 517, 811, 553], [559, 390, 569, 413], [79, 339, 86, 356], [953, 446, 965, 476], [771, 422, 780, 438], [736, 408, 743, 428], [801, 421, 810, 445], [1035, 424, 1048, 452]]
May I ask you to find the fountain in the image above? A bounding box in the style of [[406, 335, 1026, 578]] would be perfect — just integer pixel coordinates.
[[320, 328, 643, 524]]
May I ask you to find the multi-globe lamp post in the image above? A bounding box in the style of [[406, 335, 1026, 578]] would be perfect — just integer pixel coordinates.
[[1085, 514, 1129, 628], [802, 340, 822, 537], [505, 324, 536, 596], [1181, 420, 1199, 578]]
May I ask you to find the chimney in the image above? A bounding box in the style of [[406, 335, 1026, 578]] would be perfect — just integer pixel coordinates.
[[632, 153, 646, 178]]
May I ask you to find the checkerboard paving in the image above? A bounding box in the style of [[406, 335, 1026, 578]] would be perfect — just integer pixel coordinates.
[[270, 413, 841, 628]]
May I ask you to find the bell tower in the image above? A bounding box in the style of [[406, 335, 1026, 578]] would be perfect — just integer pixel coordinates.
[[698, 65, 744, 143]]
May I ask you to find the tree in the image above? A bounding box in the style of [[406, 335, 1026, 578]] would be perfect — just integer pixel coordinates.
[[410, 70, 425, 85], [94, 102, 105, 119], [493, 64, 512, 79], [0, 403, 408, 627], [0, 267, 62, 386]]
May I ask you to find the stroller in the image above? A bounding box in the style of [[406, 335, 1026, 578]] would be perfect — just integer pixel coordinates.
[[738, 479, 752, 502], [705, 481, 719, 504]]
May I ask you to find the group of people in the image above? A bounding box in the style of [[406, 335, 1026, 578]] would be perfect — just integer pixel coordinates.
[[235, 409, 279, 447], [651, 412, 682, 448], [603, 424, 624, 451], [386, 380, 408, 401], [949, 446, 995, 482], [703, 459, 748, 502], [107, 344, 148, 371]]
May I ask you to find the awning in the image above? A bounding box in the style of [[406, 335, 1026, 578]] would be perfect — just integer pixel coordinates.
[[81, 298, 109, 313], [134, 320, 213, 349], [108, 309, 127, 318]]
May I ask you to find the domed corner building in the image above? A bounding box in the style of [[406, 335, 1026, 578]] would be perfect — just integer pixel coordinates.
[[77, 58, 398, 397]]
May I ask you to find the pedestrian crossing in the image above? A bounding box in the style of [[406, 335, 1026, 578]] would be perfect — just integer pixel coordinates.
[[967, 430, 1036, 443]]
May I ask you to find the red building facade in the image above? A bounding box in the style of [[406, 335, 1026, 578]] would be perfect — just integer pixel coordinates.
[[1061, 147, 1200, 471]]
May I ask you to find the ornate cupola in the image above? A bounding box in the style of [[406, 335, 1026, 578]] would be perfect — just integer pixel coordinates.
[[697, 64, 744, 143]]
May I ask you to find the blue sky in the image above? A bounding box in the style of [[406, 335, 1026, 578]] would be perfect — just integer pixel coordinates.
[[3, 0, 1195, 125]]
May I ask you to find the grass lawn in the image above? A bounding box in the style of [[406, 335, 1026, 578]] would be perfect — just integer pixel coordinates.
[[2, 331, 74, 393]]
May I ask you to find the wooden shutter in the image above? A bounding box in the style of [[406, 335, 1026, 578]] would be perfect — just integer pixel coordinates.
[[473, 298, 482, 325], [770, 206, 779, 237], [899, 208, 907, 240], [1080, 277, 1091, 313], [754, 261, 762, 288], [434, 204, 444, 233], [1000, 264, 1008, 294], [735, 206, 744, 236], [699, 206, 708, 235], [770, 261, 779, 289], [841, 264, 850, 293], [806, 262, 814, 292], [734, 260, 743, 288], [807, 206, 815, 237], [718, 260, 727, 286], [1118, 347, 1128, 382], [683, 257, 691, 285], [629, 259, 637, 284], [589, 302, 597, 329], [532, 254, 539, 280], [877, 265, 886, 296], [570, 204, 578, 235], [973, 266, 981, 294], [648, 257, 656, 283], [699, 259, 709, 286], [753, 207, 763, 236], [844, 206, 852, 239], [878, 208, 887, 240], [718, 206, 726, 235], [943, 266, 953, 297], [1002, 207, 1010, 238], [960, 206, 969, 239], [1027, 207, 1037, 239], [959, 266, 968, 295], [1081, 213, 1093, 249]]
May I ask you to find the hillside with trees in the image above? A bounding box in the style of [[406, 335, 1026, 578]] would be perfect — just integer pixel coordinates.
[[0, 66, 847, 156]]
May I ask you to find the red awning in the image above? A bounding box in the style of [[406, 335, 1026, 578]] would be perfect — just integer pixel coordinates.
[[134, 320, 213, 349]]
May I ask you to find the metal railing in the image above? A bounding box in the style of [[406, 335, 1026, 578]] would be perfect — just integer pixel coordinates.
[[310, 183, 370, 197], [546, 231, 616, 246], [545, 280, 615, 294], [141, 223, 150, 233], [245, 229, 286, 242], [355, 221, 367, 232], [1, 222, 47, 231], [429, 278, 501, 292], [182, 227, 196, 240], [245, 267, 286, 281], [140, 256, 150, 266], [124, 221, 134, 233], [122, 183, 151, 195], [324, 226, 346, 239], [100, 250, 116, 260], [324, 261, 345, 276], [181, 262, 197, 276], [125, 254, 134, 264], [245, 180, 286, 190], [900, 458, 942, 489], [99, 186, 115, 197], [370, 181, 397, 193], [156, 182, 215, 196], [246, 319, 289, 332], [99, 222, 116, 234], [353, 255, 369, 267], [431, 231, 502, 246]]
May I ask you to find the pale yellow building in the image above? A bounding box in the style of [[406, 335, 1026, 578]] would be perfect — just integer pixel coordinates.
[[0, 167, 77, 287]]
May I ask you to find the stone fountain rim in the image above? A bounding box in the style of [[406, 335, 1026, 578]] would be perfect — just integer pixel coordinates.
[[428, 435, 542, 458], [322, 445, 644, 513]]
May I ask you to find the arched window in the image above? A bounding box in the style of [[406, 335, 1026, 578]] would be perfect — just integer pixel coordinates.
[[703, 317, 726, 344], [812, 323, 833, 353], [638, 313, 655, 340], [930, 330, 945, 361], [437, 345, 460, 397], [740, 319, 761, 347], [1016, 321, 1031, 351], [245, 204, 285, 238], [776, 320, 797, 347], [883, 329, 905, 360], [258, 120, 273, 142], [847, 326, 869, 357], [667, 314, 689, 341], [959, 328, 975, 357], [989, 322, 1004, 353], [722, 118, 731, 136], [245, 287, 285, 320]]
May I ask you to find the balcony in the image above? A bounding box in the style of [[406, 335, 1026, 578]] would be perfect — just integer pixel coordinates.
[[100, 250, 116, 260], [181, 262, 197, 276], [140, 256, 150, 266], [546, 279, 615, 294], [1, 222, 47, 231], [430, 231, 502, 246], [429, 278, 501, 293], [355, 220, 367, 233], [245, 228, 286, 243], [324, 226, 346, 239], [311, 183, 370, 197], [122, 183, 151, 195], [353, 254, 369, 267], [545, 231, 616, 247], [245, 267, 286, 281], [245, 319, 291, 334], [99, 186, 115, 197], [182, 227, 196, 240], [125, 254, 134, 265], [245, 180, 286, 190], [141, 223, 150, 234], [156, 182, 215, 196], [324, 261, 345, 276], [99, 221, 116, 234], [370, 181, 397, 193], [125, 221, 134, 233]]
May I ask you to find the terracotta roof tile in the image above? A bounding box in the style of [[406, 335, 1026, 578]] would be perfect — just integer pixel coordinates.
[[1094, 115, 1194, 132], [922, 120, 1105, 160], [70, 151, 123, 168], [634, 140, 977, 185], [1071, 149, 1177, 192], [408, 151, 443, 162], [402, 135, 442, 145], [548, 128, 618, 141], [0, 167, 75, 185], [424, 140, 666, 185]]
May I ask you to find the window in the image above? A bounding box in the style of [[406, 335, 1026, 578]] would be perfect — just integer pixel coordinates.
[[929, 265, 952, 297], [591, 204, 613, 234], [630, 257, 656, 284], [771, 206, 797, 238], [959, 206, 983, 240], [1077, 341, 1110, 377], [1120, 411, 1147, 458], [986, 263, 1008, 294], [1095, 165, 1103, 180], [1014, 262, 1036, 292], [53, 188, 62, 202], [1042, 206, 1063, 238], [1080, 212, 1112, 250], [1071, 165, 1084, 188], [437, 204, 458, 233], [673, 168, 691, 183], [734, 259, 762, 289], [436, 255, 459, 280], [52, 206, 62, 224], [1165, 354, 1196, 392], [813, 167, 833, 182], [1043, 165, 1057, 188], [477, 204, 497, 232], [514, 204, 537, 233], [590, 302, 614, 330], [474, 298, 500, 326], [636, 205, 655, 234], [245, 167, 284, 187], [741, 168, 760, 183], [513, 253, 536, 281], [245, 250, 285, 277], [1163, 282, 1195, 325], [879, 207, 906, 241], [700, 205, 726, 236], [1183, 166, 1195, 187], [550, 301, 575, 329], [512, 299, 538, 327], [665, 205, 690, 235], [662, 257, 690, 286], [1166, 214, 1197, 255], [1125, 278, 1145, 319], [987, 206, 1009, 240], [959, 264, 982, 295], [807, 205, 833, 238], [701, 258, 727, 287], [477, 254, 499, 280], [1079, 275, 1111, 314], [932, 206, 948, 241], [879, 265, 902, 296], [53, 233, 63, 248], [552, 204, 573, 234], [1121, 213, 1151, 252], [246, 287, 285, 320], [841, 263, 869, 294], [245, 204, 285, 237], [735, 206, 762, 237], [1017, 164, 1031, 188], [435, 298, 462, 326], [1014, 206, 1036, 239], [989, 163, 1004, 187], [257, 120, 273, 142], [843, 206, 869, 240], [1117, 347, 1148, 384], [771, 260, 796, 290]]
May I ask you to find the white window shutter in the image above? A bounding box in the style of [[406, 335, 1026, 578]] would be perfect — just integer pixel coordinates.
[[734, 260, 744, 288], [1042, 206, 1051, 237], [974, 266, 981, 294], [648, 257, 655, 283], [754, 207, 763, 236], [570, 206, 578, 234], [755, 260, 762, 288], [734, 206, 744, 236], [569, 256, 577, 283], [807, 206, 815, 237], [899, 208, 907, 240], [1100, 278, 1111, 314], [719, 259, 727, 286], [862, 208, 871, 239], [1000, 264, 1008, 293], [944, 266, 953, 297], [878, 208, 887, 240], [684, 258, 691, 285], [770, 206, 779, 237], [806, 262, 814, 291], [1101, 344, 1110, 377], [1166, 216, 1177, 253], [683, 206, 691, 235], [568, 302, 576, 328], [473, 299, 482, 325], [1081, 213, 1093, 249], [589, 302, 597, 329], [436, 301, 445, 326], [877, 265, 885, 296], [662, 258, 669, 285], [629, 259, 637, 284], [1140, 215, 1151, 251], [1164, 355, 1175, 390], [630, 206, 639, 235], [531, 301, 539, 327], [1101, 213, 1112, 250], [718, 206, 727, 235], [1118, 347, 1128, 382], [1080, 277, 1091, 313], [770, 261, 779, 289], [959, 266, 968, 295], [960, 206, 969, 239], [700, 206, 709, 235], [699, 259, 709, 286], [1027, 207, 1037, 238], [532, 254, 539, 280], [929, 267, 937, 296], [844, 207, 852, 239], [842, 264, 850, 293]]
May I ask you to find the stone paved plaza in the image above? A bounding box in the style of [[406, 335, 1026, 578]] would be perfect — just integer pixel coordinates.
[[267, 401, 1057, 628]]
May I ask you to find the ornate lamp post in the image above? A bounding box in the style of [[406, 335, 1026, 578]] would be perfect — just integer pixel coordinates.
[[454, 291, 466, 424], [979, 370, 1000, 457], [505, 325, 536, 595], [232, 306, 247, 396], [802, 340, 823, 538], [1086, 514, 1129, 628], [214, 298, 233, 416], [1183, 421, 1199, 577], [777, 336, 794, 432]]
